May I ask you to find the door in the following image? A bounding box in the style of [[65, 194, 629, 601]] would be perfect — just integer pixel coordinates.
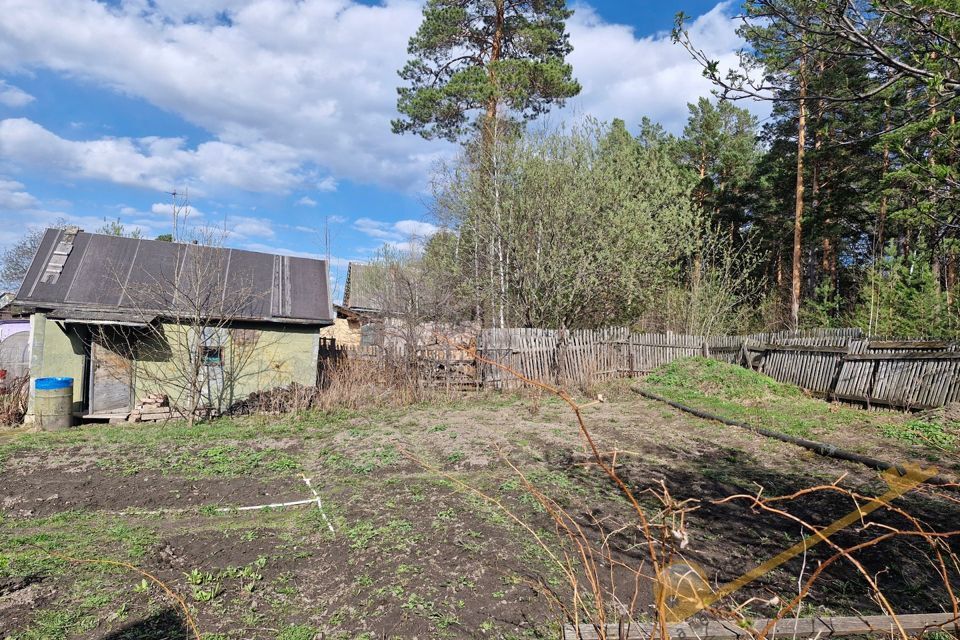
[[90, 341, 132, 414]]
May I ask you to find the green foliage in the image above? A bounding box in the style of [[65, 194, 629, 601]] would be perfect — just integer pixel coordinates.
[[394, 0, 580, 141], [96, 218, 142, 238], [276, 624, 319, 640], [679, 97, 760, 229], [344, 518, 415, 552], [99, 444, 301, 479], [646, 357, 798, 401], [644, 357, 856, 437], [644, 357, 957, 451], [674, 1, 960, 334], [852, 243, 956, 338], [801, 280, 843, 329], [432, 118, 700, 328]]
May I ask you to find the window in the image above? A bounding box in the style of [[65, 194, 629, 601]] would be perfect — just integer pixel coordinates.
[[202, 346, 223, 366], [360, 323, 380, 347]]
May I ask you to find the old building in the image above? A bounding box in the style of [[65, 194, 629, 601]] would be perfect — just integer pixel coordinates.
[[319, 261, 380, 347], [11, 228, 334, 421]]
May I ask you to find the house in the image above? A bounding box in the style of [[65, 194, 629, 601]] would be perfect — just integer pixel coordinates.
[[319, 261, 380, 347], [342, 261, 381, 315], [323, 260, 478, 351], [11, 227, 334, 420]]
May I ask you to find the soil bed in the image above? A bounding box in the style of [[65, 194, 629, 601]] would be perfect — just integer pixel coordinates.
[[1, 374, 958, 639]]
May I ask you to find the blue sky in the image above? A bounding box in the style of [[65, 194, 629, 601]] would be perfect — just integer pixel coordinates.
[[0, 0, 749, 299]]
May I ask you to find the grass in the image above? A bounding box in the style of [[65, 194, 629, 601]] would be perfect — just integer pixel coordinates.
[[99, 444, 302, 478], [0, 409, 359, 469], [881, 417, 957, 451], [643, 357, 958, 456], [276, 625, 320, 640], [646, 357, 800, 401]]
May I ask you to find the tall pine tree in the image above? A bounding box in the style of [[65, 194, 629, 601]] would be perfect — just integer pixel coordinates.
[[392, 0, 581, 142]]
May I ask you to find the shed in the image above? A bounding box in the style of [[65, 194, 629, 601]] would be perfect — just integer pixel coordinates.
[[12, 228, 335, 420]]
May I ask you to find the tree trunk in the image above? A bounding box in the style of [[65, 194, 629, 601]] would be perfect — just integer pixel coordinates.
[[482, 0, 505, 327], [790, 56, 808, 331], [947, 255, 956, 307]]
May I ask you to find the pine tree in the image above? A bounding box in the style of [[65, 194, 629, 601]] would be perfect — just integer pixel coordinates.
[[392, 0, 581, 142], [679, 98, 760, 234]]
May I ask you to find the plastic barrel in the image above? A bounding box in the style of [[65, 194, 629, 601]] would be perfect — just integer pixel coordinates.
[[35, 377, 74, 431]]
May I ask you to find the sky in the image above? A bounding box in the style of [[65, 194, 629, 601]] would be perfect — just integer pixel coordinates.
[[0, 0, 756, 299]]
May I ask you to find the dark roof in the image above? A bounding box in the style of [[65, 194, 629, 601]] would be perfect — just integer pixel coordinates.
[[342, 262, 380, 312], [14, 229, 334, 325]]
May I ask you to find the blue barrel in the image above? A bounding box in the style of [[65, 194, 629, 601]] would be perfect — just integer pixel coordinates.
[[35, 377, 74, 431]]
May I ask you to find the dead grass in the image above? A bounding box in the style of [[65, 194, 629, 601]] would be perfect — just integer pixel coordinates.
[[0, 375, 28, 427]]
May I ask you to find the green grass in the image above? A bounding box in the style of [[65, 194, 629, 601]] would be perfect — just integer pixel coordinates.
[[646, 357, 800, 401], [644, 357, 861, 437], [0, 409, 358, 469], [880, 417, 957, 451], [98, 444, 302, 478], [643, 357, 955, 452], [275, 625, 319, 640]]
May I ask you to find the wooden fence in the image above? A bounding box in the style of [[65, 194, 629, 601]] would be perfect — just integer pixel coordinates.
[[753, 337, 960, 410], [317, 337, 478, 389], [319, 328, 960, 410]]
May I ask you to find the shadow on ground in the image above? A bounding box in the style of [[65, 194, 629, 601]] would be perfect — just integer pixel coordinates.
[[547, 442, 960, 617], [100, 608, 192, 640]]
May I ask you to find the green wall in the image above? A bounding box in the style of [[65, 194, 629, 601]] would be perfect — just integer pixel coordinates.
[[34, 318, 320, 414], [37, 319, 87, 408], [133, 321, 319, 411]]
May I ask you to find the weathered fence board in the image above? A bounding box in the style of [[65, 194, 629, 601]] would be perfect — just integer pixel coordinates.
[[319, 327, 960, 410], [563, 612, 960, 640]]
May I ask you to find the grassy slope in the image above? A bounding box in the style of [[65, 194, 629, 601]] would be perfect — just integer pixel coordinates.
[[643, 357, 958, 465]]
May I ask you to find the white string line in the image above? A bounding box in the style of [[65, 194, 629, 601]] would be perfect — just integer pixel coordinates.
[[86, 478, 337, 523], [217, 498, 316, 512], [301, 473, 336, 534]]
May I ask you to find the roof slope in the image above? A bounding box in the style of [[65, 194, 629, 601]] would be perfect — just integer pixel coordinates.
[[342, 262, 381, 312], [14, 229, 334, 325]]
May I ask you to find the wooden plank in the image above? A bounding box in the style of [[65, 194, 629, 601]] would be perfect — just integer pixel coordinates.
[[869, 340, 951, 350], [831, 391, 941, 411], [753, 343, 849, 354], [563, 612, 959, 640], [845, 351, 960, 361], [91, 341, 132, 414]]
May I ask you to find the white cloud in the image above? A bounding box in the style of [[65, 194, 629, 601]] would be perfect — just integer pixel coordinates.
[[326, 215, 347, 225], [353, 217, 395, 240], [0, 80, 33, 108], [394, 219, 440, 237], [562, 2, 768, 133], [317, 176, 338, 192], [296, 196, 317, 207], [242, 242, 352, 267], [228, 215, 275, 240], [0, 118, 309, 194], [0, 177, 39, 210], [0, 0, 444, 191], [354, 217, 439, 244], [0, 0, 753, 199]]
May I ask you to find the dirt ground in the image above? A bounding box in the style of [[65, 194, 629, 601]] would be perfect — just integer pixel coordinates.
[[1, 384, 958, 639]]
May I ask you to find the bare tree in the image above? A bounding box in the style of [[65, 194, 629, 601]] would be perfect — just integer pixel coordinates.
[[1, 218, 68, 291], [94, 195, 286, 426]]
